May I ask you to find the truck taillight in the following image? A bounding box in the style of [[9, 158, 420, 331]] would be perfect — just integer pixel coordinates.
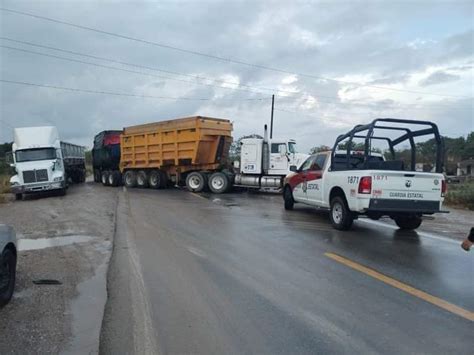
[[441, 180, 447, 197], [358, 176, 372, 194]]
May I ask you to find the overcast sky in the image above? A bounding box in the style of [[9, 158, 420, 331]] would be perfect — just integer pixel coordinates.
[[1, 0, 473, 151]]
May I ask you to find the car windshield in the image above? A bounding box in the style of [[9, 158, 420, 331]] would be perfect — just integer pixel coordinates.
[[15, 148, 56, 162], [288, 142, 297, 154]]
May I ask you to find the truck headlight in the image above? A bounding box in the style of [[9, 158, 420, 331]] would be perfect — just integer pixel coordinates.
[[53, 177, 63, 182], [10, 181, 19, 186]]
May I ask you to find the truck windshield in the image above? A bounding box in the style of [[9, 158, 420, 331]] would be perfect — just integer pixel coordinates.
[[288, 142, 297, 154], [15, 148, 56, 162]]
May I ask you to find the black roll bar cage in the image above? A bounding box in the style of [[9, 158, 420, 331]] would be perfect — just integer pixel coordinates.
[[330, 118, 444, 173]]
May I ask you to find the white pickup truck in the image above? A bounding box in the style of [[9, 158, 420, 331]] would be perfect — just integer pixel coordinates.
[[283, 119, 447, 230]]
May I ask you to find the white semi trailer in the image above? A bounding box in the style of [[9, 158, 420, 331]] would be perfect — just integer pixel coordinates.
[[9, 126, 86, 200]]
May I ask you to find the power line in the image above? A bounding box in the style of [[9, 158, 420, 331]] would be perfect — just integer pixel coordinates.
[[0, 36, 286, 96], [1, 7, 469, 99], [0, 79, 268, 101], [0, 44, 268, 96], [0, 37, 460, 112]]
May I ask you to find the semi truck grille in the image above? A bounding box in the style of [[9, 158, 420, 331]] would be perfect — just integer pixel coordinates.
[[22, 169, 48, 183], [36, 169, 48, 182]]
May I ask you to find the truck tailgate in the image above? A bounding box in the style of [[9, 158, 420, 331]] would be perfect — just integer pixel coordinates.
[[371, 171, 443, 201]]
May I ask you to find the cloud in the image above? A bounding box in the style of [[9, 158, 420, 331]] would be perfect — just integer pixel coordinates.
[[0, 0, 472, 152], [419, 70, 461, 86]]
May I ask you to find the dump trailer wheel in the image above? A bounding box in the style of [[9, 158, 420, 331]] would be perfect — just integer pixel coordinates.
[[136, 170, 149, 188], [112, 171, 122, 186], [108, 171, 119, 186], [148, 170, 162, 189], [101, 171, 110, 186], [208, 172, 229, 194], [93, 170, 100, 183], [123, 170, 137, 188], [394, 215, 422, 230], [159, 171, 168, 188], [186, 172, 206, 192]]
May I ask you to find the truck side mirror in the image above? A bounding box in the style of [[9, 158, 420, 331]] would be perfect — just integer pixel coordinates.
[[289, 165, 297, 172], [279, 145, 287, 156]]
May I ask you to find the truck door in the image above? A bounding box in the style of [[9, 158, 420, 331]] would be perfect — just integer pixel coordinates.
[[269, 142, 290, 175], [291, 156, 317, 202], [305, 154, 327, 205]]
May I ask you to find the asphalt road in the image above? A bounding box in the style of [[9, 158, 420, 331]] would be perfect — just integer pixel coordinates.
[[100, 187, 473, 354]]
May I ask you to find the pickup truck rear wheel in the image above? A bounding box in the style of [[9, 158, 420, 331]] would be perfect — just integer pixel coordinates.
[[330, 196, 353, 230], [394, 216, 422, 230], [0, 249, 16, 308], [123, 170, 137, 188], [283, 186, 294, 210]]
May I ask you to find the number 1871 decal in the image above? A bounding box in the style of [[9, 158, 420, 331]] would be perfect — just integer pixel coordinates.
[[347, 176, 359, 184]]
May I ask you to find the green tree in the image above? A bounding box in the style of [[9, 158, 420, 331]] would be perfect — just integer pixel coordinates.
[[309, 145, 331, 154]]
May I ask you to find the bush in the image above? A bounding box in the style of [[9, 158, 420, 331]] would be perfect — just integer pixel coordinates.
[[445, 180, 474, 210], [0, 174, 10, 194]]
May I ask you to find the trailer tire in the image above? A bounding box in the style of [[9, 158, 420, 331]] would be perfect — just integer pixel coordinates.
[[101, 171, 110, 186], [208, 172, 229, 194], [136, 170, 149, 188], [159, 171, 168, 188], [108, 171, 119, 186], [283, 186, 294, 210], [329, 196, 353, 230], [123, 170, 137, 188], [93, 170, 100, 183], [394, 215, 422, 230], [0, 249, 16, 308], [148, 170, 162, 189], [186, 172, 206, 192]]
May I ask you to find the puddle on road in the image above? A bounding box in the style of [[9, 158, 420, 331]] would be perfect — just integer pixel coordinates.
[[18, 235, 96, 251]]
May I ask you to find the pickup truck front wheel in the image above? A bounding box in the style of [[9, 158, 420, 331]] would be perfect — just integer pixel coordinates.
[[394, 215, 422, 230], [283, 186, 294, 210], [330, 196, 353, 230]]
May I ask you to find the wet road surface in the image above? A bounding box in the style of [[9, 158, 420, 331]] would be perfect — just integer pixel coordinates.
[[101, 187, 473, 354]]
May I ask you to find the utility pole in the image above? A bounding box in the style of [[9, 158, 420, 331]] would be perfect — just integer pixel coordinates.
[[270, 94, 275, 139]]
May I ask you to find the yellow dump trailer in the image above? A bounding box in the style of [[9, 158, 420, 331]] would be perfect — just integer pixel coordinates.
[[119, 116, 233, 190]]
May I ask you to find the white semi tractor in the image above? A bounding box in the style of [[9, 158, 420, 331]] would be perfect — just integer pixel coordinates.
[[9, 126, 86, 200], [232, 125, 309, 190]]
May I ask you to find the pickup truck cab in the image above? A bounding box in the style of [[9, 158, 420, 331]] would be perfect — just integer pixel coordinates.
[[283, 119, 447, 231], [0, 225, 17, 307]]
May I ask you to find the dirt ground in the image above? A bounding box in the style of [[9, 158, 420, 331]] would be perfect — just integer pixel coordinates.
[[0, 182, 117, 354]]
